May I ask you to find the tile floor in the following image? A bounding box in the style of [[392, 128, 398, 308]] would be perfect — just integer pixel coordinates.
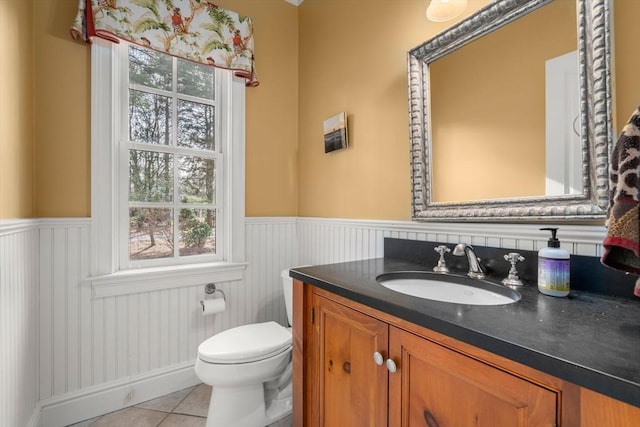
[[66, 384, 292, 427]]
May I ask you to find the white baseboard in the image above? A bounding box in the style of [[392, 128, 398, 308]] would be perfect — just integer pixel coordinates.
[[39, 360, 199, 427], [26, 403, 42, 427]]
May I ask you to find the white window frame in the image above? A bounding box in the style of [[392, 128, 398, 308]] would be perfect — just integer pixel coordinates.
[[86, 39, 246, 298]]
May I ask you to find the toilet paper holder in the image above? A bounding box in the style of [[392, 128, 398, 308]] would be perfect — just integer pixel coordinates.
[[204, 283, 226, 301]]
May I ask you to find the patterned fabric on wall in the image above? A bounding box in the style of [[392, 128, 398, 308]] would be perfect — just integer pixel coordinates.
[[70, 0, 258, 86]]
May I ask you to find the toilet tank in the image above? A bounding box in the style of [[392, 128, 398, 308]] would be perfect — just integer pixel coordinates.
[[281, 269, 294, 327]]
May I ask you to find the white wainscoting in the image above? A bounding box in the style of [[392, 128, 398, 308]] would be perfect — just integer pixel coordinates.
[[37, 217, 297, 427], [0, 220, 40, 427], [2, 216, 606, 427], [296, 217, 606, 266]]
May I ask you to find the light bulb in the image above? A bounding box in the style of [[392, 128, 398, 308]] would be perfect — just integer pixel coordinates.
[[426, 0, 468, 22]]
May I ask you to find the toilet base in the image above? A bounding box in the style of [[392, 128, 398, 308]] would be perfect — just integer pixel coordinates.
[[206, 384, 265, 427], [265, 383, 293, 425], [205, 383, 292, 427], [194, 321, 293, 426]]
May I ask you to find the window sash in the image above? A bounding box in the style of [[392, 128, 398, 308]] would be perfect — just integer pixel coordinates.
[[117, 42, 225, 269]]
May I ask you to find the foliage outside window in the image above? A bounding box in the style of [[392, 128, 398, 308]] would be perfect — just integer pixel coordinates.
[[126, 45, 221, 265]]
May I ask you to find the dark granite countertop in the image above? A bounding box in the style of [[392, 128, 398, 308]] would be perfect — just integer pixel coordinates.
[[290, 257, 640, 408]]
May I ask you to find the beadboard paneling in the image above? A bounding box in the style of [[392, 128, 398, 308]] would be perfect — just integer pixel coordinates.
[[245, 218, 299, 323], [296, 218, 605, 266], [0, 221, 39, 427], [5, 215, 606, 426], [37, 217, 297, 424]]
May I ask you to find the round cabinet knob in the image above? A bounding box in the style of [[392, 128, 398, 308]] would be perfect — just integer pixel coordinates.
[[373, 352, 384, 366], [386, 358, 397, 373]]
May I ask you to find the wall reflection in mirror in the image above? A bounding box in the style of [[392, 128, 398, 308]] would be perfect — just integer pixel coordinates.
[[430, 0, 577, 203], [409, 0, 614, 220]]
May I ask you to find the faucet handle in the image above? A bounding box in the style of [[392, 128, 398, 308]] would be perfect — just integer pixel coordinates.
[[502, 252, 525, 287], [433, 245, 450, 273]]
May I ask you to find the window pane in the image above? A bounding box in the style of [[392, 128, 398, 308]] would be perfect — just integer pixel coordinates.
[[129, 90, 172, 145], [179, 209, 215, 256], [178, 59, 214, 99], [177, 100, 215, 150], [179, 156, 215, 203], [129, 150, 174, 202], [129, 208, 173, 260], [129, 46, 172, 91]]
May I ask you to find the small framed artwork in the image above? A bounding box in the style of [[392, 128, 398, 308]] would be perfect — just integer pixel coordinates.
[[323, 112, 348, 153]]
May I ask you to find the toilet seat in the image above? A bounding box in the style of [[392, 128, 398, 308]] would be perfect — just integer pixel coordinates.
[[198, 321, 292, 364]]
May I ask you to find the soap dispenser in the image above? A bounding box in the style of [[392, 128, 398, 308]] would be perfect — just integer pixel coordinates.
[[538, 228, 570, 297]]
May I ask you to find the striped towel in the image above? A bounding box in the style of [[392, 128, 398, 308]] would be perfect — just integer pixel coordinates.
[[601, 106, 640, 297]]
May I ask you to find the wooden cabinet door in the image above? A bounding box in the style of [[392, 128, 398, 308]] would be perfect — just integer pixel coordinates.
[[388, 326, 558, 427], [313, 294, 389, 427]]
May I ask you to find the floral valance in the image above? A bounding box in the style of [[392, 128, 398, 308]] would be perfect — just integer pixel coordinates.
[[71, 0, 258, 87]]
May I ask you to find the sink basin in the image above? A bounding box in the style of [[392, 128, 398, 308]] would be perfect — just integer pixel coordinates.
[[376, 271, 520, 305]]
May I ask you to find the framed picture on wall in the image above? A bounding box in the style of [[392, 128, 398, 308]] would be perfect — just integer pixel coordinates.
[[323, 112, 348, 153]]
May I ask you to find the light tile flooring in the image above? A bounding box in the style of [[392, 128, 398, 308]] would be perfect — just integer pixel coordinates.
[[67, 384, 292, 427]]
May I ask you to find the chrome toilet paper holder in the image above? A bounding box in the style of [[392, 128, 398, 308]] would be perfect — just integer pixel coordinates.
[[204, 283, 226, 301]]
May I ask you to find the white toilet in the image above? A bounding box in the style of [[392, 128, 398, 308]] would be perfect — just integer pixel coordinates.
[[195, 269, 295, 427]]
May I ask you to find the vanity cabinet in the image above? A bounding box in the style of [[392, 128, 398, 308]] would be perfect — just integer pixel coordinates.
[[305, 287, 557, 426], [292, 280, 640, 427]]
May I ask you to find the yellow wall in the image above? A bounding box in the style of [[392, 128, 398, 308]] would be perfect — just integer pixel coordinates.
[[216, 0, 299, 217], [33, 0, 90, 217], [0, 0, 34, 218], [614, 0, 640, 130], [26, 0, 298, 218], [297, 0, 635, 220], [297, 0, 489, 219], [2, 0, 636, 221]]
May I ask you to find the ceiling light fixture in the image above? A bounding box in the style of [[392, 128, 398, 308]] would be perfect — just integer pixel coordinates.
[[426, 0, 468, 22]]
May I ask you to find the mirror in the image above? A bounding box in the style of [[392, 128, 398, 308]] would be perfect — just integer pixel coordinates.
[[408, 0, 614, 221]]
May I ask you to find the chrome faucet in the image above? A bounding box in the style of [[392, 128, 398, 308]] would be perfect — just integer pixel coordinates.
[[452, 243, 486, 279]]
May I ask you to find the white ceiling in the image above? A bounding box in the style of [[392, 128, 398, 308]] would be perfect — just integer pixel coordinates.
[[284, 0, 304, 5]]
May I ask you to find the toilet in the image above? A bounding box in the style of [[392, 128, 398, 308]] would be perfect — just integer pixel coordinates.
[[195, 269, 295, 427]]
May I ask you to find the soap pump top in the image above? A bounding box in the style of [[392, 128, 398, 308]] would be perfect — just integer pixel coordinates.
[[541, 227, 560, 248]]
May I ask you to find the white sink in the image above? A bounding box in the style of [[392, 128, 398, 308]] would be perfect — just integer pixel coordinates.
[[376, 272, 520, 306]]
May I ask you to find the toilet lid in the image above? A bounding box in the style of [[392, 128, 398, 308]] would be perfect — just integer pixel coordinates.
[[198, 321, 292, 364]]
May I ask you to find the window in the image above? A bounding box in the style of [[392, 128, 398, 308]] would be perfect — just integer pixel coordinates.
[[88, 40, 246, 297], [124, 45, 221, 267]]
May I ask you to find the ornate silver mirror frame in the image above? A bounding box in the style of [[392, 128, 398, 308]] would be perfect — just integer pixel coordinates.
[[408, 0, 613, 221]]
